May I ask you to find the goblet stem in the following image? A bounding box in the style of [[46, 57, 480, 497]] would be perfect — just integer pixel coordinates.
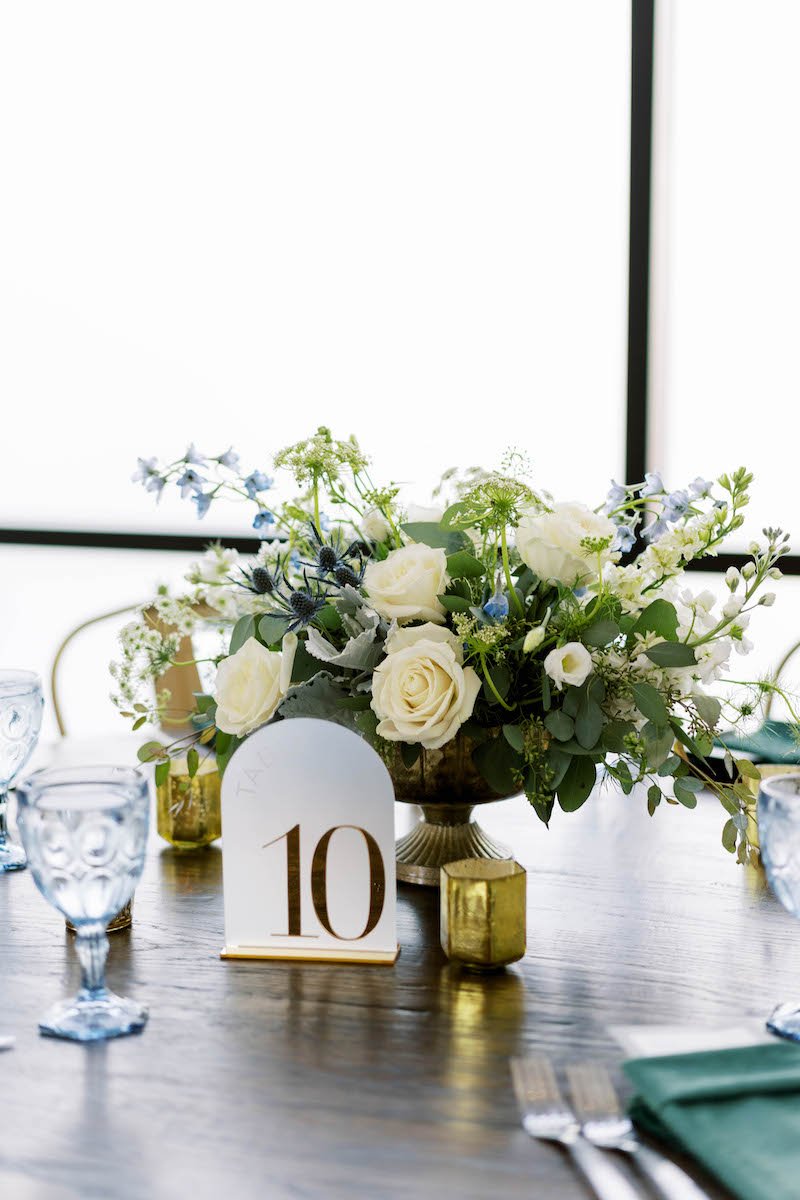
[[75, 927, 110, 999]]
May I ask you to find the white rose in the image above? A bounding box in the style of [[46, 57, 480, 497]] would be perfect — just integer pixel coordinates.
[[362, 507, 392, 542], [214, 634, 297, 737], [516, 502, 617, 586], [544, 642, 593, 690], [371, 624, 481, 749], [363, 544, 449, 625], [404, 503, 445, 524]]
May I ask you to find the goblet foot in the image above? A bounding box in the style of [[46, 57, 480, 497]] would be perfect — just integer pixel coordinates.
[[767, 1002, 800, 1042], [39, 991, 148, 1042], [395, 804, 511, 887], [0, 839, 27, 872]]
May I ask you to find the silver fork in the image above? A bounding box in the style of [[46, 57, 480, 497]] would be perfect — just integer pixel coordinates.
[[566, 1062, 712, 1200], [511, 1056, 643, 1200]]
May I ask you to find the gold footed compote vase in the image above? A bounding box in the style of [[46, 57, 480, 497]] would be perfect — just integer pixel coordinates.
[[388, 733, 516, 886]]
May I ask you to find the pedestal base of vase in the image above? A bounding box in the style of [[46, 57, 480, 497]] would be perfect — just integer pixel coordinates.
[[395, 804, 511, 887]]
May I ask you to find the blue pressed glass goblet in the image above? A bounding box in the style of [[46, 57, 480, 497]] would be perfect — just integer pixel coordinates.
[[758, 773, 800, 1040], [0, 670, 44, 872], [16, 766, 150, 1041]]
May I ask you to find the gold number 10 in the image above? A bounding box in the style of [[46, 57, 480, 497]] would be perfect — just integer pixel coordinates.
[[264, 824, 386, 940]]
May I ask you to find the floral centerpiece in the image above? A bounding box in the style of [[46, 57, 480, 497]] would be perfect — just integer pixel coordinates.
[[114, 428, 793, 883]]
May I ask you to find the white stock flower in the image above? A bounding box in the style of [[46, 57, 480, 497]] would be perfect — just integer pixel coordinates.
[[186, 545, 240, 586], [363, 543, 449, 624], [760, 592, 777, 607], [725, 566, 740, 590], [544, 642, 593, 690], [722, 594, 745, 620], [214, 634, 297, 737], [361, 507, 392, 542], [516, 503, 617, 586], [371, 624, 480, 749]]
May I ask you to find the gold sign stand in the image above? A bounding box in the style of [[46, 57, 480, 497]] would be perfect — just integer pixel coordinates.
[[220, 944, 400, 965]]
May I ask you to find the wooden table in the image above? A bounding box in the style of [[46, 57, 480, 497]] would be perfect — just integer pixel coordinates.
[[2, 738, 797, 1199]]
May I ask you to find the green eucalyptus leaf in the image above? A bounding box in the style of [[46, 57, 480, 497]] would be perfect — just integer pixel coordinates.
[[642, 721, 675, 770], [154, 760, 170, 787], [557, 756, 597, 812], [400, 520, 469, 553], [673, 778, 699, 808], [482, 662, 511, 705], [647, 784, 662, 815], [645, 641, 697, 668], [230, 615, 256, 654], [631, 599, 679, 643], [258, 614, 289, 647], [546, 746, 571, 790], [722, 818, 738, 852], [582, 619, 620, 648], [736, 758, 761, 781], [694, 694, 722, 728], [657, 754, 682, 778], [400, 742, 422, 769], [503, 724, 525, 753], [631, 682, 669, 727], [438, 593, 473, 613], [603, 720, 635, 753], [562, 688, 581, 719], [137, 740, 165, 763], [472, 736, 523, 795], [615, 760, 634, 795], [575, 698, 604, 750], [445, 550, 486, 579], [186, 747, 199, 778], [544, 710, 575, 742]]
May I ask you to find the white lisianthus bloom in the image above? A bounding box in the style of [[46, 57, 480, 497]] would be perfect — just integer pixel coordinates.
[[363, 544, 449, 624], [371, 624, 480, 749], [516, 503, 618, 586], [214, 634, 297, 736], [544, 642, 593, 690], [361, 507, 392, 542]]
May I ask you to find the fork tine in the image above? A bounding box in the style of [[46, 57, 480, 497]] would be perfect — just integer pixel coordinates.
[[511, 1055, 564, 1112], [566, 1062, 623, 1119]]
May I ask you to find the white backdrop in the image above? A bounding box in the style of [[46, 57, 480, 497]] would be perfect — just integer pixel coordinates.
[[0, 1, 630, 537]]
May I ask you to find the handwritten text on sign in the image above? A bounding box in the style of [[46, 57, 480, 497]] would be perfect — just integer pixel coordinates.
[[221, 718, 398, 963]]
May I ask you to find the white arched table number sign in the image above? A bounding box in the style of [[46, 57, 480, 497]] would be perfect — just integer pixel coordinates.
[[220, 718, 399, 965]]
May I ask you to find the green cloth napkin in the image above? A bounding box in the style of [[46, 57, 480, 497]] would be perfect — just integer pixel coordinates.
[[625, 1043, 800, 1200], [716, 720, 800, 764]]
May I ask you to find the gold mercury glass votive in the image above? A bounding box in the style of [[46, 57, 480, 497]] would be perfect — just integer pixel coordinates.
[[156, 755, 221, 849], [440, 858, 526, 970], [66, 898, 133, 935]]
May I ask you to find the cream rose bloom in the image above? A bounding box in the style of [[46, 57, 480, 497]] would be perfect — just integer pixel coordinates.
[[363, 544, 449, 625], [544, 642, 593, 690], [516, 502, 617, 586], [214, 634, 297, 736], [371, 624, 481, 749]]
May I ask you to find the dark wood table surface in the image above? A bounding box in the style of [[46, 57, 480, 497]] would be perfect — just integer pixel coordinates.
[[2, 737, 797, 1200]]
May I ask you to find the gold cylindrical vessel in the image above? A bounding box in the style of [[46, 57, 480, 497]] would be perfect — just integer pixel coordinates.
[[156, 756, 221, 849], [440, 858, 526, 970]]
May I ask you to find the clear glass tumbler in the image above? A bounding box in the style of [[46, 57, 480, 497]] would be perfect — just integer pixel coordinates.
[[758, 773, 800, 1040], [16, 765, 150, 1041], [0, 670, 44, 872]]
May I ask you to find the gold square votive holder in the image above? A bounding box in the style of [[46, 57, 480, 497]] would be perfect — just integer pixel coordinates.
[[156, 755, 221, 849], [440, 858, 526, 970]]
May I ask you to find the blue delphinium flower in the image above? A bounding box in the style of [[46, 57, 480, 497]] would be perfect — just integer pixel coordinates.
[[216, 447, 240, 470], [663, 489, 689, 522], [176, 468, 207, 498], [184, 443, 207, 465], [641, 471, 664, 497], [688, 476, 713, 499], [613, 524, 637, 553], [643, 517, 667, 542], [252, 509, 276, 535], [192, 492, 212, 519], [243, 470, 274, 499], [604, 480, 627, 514], [132, 456, 158, 484], [483, 592, 509, 621]]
